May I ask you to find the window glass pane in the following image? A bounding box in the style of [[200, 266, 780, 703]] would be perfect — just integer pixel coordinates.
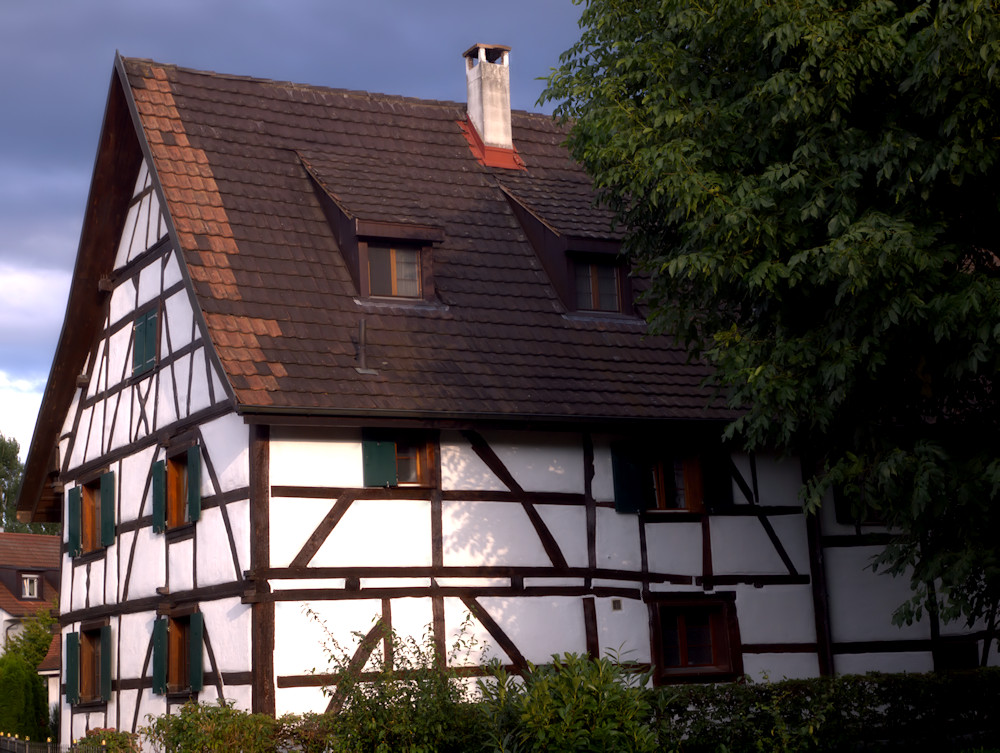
[[595, 264, 619, 311], [685, 613, 714, 665], [660, 613, 682, 667], [396, 442, 420, 484], [575, 264, 593, 309], [369, 246, 393, 296], [394, 248, 420, 297]]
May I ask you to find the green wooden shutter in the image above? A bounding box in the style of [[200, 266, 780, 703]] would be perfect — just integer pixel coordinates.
[[187, 445, 202, 523], [701, 450, 734, 513], [133, 310, 158, 374], [67, 487, 81, 557], [100, 471, 116, 547], [100, 625, 112, 701], [66, 632, 80, 705], [611, 442, 653, 513], [189, 612, 204, 692], [152, 460, 166, 533], [152, 618, 167, 694], [362, 434, 397, 487]]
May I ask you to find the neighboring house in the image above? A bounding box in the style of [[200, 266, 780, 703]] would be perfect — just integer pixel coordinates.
[[15, 48, 994, 743], [0, 532, 60, 708]]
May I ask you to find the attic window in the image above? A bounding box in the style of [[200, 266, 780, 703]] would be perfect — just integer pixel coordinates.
[[369, 245, 421, 298], [21, 574, 40, 599], [575, 260, 621, 312]]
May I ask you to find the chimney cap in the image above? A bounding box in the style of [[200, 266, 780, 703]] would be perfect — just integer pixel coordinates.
[[463, 43, 511, 62]]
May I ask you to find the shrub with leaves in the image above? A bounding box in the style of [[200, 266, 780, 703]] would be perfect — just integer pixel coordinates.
[[479, 652, 656, 753], [307, 610, 488, 753], [143, 698, 278, 753], [0, 651, 48, 741], [78, 727, 140, 752]]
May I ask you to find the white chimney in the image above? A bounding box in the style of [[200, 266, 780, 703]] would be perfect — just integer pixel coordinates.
[[464, 43, 512, 150]]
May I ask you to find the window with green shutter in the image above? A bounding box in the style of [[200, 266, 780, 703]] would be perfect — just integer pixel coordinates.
[[69, 623, 110, 705], [69, 471, 115, 557], [362, 431, 433, 488], [132, 308, 158, 375], [152, 445, 202, 533], [153, 609, 203, 695], [611, 442, 733, 514], [65, 632, 80, 705]]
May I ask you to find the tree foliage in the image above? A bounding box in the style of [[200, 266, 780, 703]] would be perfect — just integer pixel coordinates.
[[0, 652, 48, 741], [0, 433, 58, 535], [544, 0, 1000, 658], [4, 602, 57, 670]]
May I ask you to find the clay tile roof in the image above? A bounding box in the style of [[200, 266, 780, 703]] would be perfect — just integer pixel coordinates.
[[0, 533, 60, 569], [122, 58, 730, 423], [37, 632, 61, 673]]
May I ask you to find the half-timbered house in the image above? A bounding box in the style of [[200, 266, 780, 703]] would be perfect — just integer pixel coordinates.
[[16, 47, 993, 743]]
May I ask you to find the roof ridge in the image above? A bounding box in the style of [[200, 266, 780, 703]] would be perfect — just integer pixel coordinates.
[[122, 56, 554, 118]]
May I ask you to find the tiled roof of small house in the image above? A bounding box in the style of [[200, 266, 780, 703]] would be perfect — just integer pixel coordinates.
[[0, 532, 61, 569], [0, 533, 59, 618], [122, 58, 727, 422]]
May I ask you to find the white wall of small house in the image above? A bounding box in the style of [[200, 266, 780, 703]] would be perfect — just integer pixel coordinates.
[[57, 158, 253, 740]]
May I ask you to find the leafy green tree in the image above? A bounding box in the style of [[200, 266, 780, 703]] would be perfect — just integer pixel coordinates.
[[4, 602, 57, 669], [544, 0, 1000, 661], [0, 432, 58, 534], [0, 652, 48, 741]]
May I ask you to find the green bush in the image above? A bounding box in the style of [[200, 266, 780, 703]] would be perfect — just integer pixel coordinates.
[[143, 698, 278, 753], [306, 616, 487, 753], [78, 727, 140, 751], [0, 652, 48, 741], [479, 652, 657, 753]]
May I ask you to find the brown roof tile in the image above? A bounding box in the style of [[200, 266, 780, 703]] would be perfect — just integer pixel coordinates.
[[123, 58, 731, 423]]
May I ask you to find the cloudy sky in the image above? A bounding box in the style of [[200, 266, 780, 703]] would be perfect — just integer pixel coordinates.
[[0, 0, 585, 459]]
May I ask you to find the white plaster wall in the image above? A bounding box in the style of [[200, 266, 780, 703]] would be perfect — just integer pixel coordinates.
[[119, 613, 155, 678], [594, 596, 651, 663], [86, 340, 106, 400], [156, 362, 179, 428], [270, 428, 362, 488], [115, 201, 141, 268], [120, 445, 157, 522], [198, 598, 252, 675], [122, 528, 165, 600], [440, 431, 505, 491], [188, 348, 216, 415], [108, 324, 131, 391], [825, 547, 928, 642], [137, 258, 161, 307], [535, 504, 588, 568], [646, 521, 702, 574], [731, 452, 803, 506], [71, 564, 88, 611], [443, 596, 510, 667], [712, 515, 810, 575], [169, 538, 194, 592], [484, 431, 584, 494], [834, 651, 934, 675], [275, 599, 384, 678], [477, 596, 589, 663], [442, 501, 549, 567], [200, 412, 249, 490], [271, 497, 333, 568], [197, 507, 240, 585], [743, 653, 820, 681], [227, 498, 251, 577], [221, 685, 253, 712], [171, 353, 193, 418], [594, 507, 642, 571], [164, 289, 194, 348], [735, 585, 817, 645], [315, 499, 431, 567], [590, 439, 616, 502], [110, 282, 135, 325], [110, 393, 133, 453]]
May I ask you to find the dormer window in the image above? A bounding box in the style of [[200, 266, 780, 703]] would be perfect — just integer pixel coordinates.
[[21, 574, 40, 599], [369, 245, 421, 298], [575, 260, 621, 312]]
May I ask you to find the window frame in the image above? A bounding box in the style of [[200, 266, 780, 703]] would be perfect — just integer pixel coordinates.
[[611, 442, 731, 515], [650, 595, 742, 684], [67, 471, 116, 558], [367, 244, 423, 299], [66, 622, 112, 706], [153, 608, 204, 696], [362, 431, 436, 488], [20, 573, 40, 600], [152, 444, 202, 534], [574, 258, 622, 313]]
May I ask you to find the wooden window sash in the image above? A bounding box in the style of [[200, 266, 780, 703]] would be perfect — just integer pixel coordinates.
[[81, 484, 99, 554], [369, 245, 421, 298]]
